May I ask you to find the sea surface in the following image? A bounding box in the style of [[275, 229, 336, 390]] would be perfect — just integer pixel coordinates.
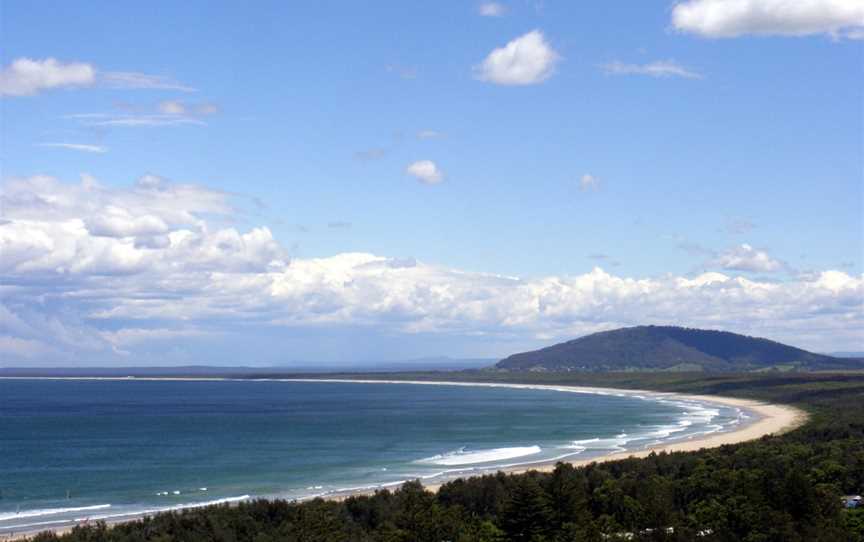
[[0, 378, 749, 534]]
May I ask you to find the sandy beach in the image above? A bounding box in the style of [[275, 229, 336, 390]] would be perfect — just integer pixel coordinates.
[[496, 394, 805, 476], [1, 379, 808, 541]]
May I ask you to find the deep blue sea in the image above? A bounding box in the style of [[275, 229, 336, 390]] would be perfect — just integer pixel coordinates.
[[0, 379, 748, 534]]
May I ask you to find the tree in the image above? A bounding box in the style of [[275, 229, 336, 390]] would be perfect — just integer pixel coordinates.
[[545, 463, 590, 530], [501, 476, 553, 542]]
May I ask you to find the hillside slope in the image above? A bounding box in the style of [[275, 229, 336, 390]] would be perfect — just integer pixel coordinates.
[[496, 326, 862, 372]]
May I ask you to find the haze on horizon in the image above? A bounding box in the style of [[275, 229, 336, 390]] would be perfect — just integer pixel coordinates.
[[1, 0, 862, 367]]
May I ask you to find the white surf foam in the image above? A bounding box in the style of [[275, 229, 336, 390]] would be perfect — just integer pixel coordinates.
[[417, 445, 542, 466], [569, 435, 631, 452], [1, 496, 251, 531], [73, 495, 251, 523], [0, 504, 111, 522]]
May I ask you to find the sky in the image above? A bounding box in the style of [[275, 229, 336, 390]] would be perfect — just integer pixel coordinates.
[[1, 0, 863, 366]]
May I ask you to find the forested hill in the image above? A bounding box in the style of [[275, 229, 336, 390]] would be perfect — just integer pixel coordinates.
[[496, 326, 863, 372]]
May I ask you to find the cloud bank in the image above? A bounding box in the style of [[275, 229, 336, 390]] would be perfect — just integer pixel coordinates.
[[1, 175, 860, 364]]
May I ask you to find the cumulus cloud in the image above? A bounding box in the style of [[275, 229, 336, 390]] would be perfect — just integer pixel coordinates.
[[475, 30, 559, 85], [0, 58, 96, 96], [479, 2, 508, 16], [406, 160, 444, 184], [672, 0, 864, 39], [603, 60, 702, 79], [711, 244, 786, 273], [579, 173, 600, 191], [38, 143, 108, 153], [1, 175, 861, 364]]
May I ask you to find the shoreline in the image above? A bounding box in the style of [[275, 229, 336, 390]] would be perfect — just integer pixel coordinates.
[[0, 378, 808, 540], [491, 394, 804, 477], [290, 380, 807, 495]]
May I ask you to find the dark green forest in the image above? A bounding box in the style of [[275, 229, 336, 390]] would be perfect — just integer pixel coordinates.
[[30, 372, 864, 541]]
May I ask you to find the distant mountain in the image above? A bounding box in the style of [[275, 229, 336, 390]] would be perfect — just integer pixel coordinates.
[[496, 326, 864, 372]]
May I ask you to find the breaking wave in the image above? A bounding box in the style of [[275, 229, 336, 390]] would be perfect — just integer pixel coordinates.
[[417, 445, 542, 466]]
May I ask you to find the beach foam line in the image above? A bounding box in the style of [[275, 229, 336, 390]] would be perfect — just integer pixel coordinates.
[[70, 495, 252, 524], [417, 445, 542, 466], [2, 518, 76, 531], [0, 496, 251, 532], [0, 504, 111, 522]]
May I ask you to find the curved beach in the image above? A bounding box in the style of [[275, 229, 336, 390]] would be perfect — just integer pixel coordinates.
[[287, 379, 807, 492], [0, 378, 808, 541]]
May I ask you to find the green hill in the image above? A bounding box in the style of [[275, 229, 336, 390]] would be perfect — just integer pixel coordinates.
[[496, 325, 863, 372]]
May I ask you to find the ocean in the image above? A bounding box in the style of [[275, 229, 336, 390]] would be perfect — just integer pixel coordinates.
[[0, 378, 748, 535]]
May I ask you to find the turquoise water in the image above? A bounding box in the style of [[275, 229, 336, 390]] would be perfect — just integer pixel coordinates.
[[0, 379, 747, 534]]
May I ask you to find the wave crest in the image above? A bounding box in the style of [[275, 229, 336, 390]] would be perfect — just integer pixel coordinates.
[[417, 445, 542, 466]]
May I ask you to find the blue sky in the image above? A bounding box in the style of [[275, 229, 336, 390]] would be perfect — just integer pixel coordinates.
[[1, 1, 862, 365]]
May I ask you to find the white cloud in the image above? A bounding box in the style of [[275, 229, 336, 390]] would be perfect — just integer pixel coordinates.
[[158, 100, 219, 116], [0, 58, 95, 96], [0, 58, 197, 97], [92, 116, 205, 127], [85, 207, 169, 238], [475, 30, 559, 85], [38, 143, 108, 153], [69, 101, 217, 129], [101, 71, 196, 92], [672, 0, 864, 39], [67, 113, 206, 128], [579, 173, 600, 191], [406, 160, 444, 184], [711, 244, 786, 272], [603, 60, 702, 79], [1, 175, 861, 363], [479, 2, 508, 16]]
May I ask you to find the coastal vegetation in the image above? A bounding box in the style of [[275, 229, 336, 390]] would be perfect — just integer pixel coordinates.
[[28, 372, 864, 541]]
